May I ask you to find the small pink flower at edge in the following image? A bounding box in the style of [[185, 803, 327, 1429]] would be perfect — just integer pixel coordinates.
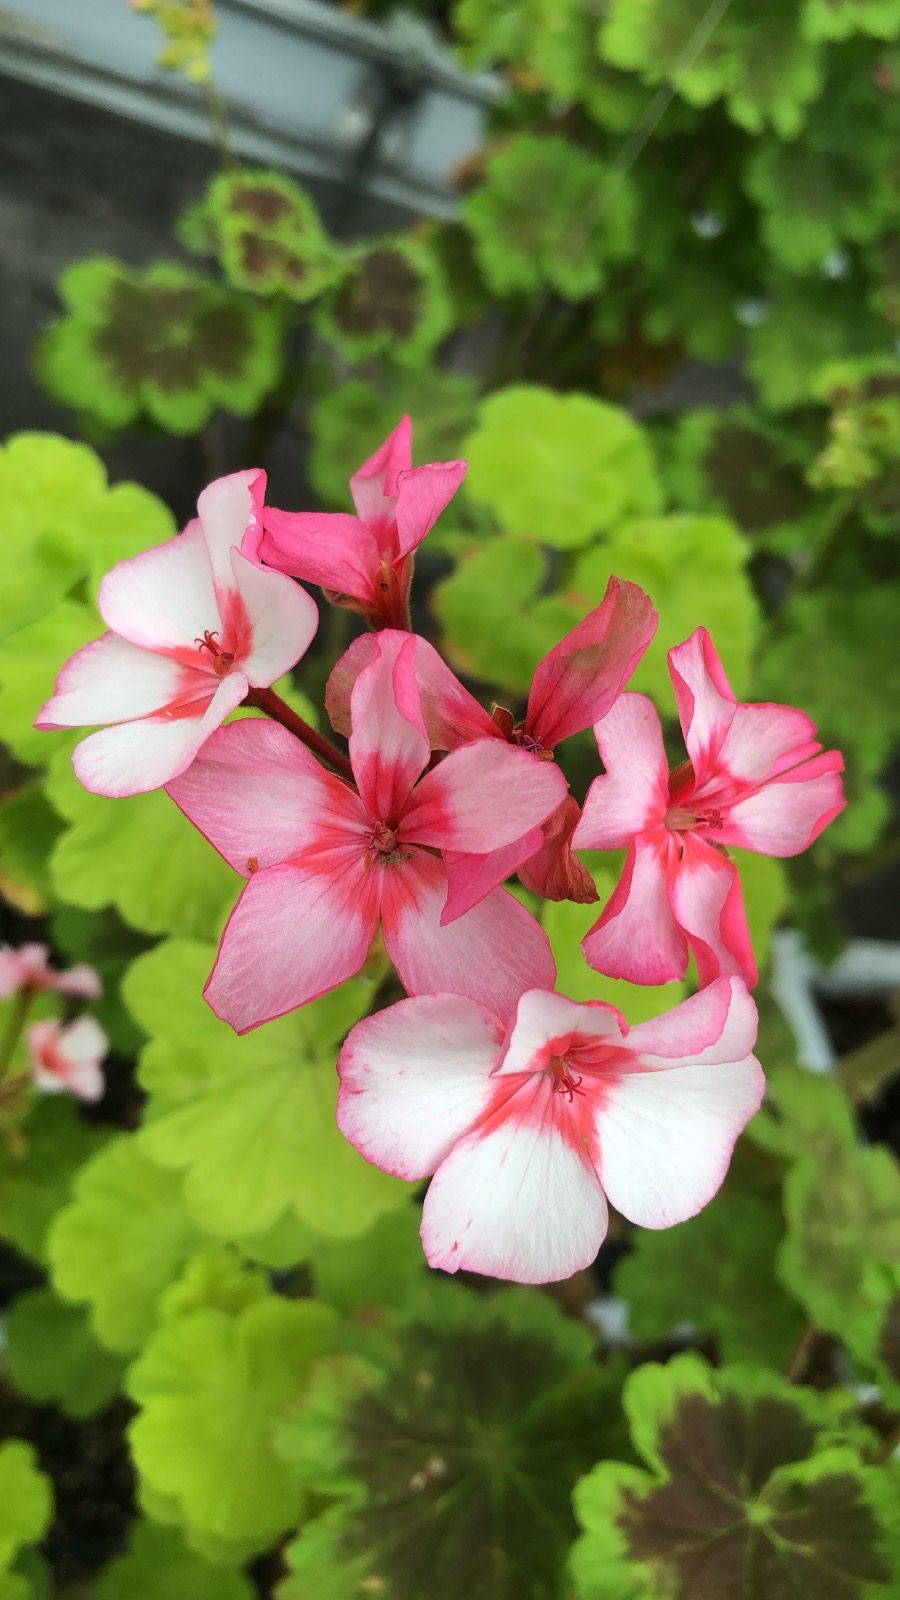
[[35, 470, 319, 797], [0, 942, 101, 1001], [258, 416, 468, 630], [27, 1016, 108, 1104], [337, 976, 764, 1284], [573, 626, 846, 989], [166, 629, 565, 1033]]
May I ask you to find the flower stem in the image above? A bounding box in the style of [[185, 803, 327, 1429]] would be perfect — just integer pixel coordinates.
[[785, 1321, 818, 1384], [245, 687, 354, 781], [0, 987, 34, 1081]]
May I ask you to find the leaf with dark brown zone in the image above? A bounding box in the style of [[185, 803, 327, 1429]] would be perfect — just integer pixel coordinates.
[[317, 238, 451, 362], [333, 249, 423, 340], [228, 180, 296, 227], [704, 421, 811, 533]]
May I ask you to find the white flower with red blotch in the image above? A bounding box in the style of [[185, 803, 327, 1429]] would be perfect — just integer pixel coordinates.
[[27, 1016, 108, 1104], [256, 416, 467, 630], [36, 470, 318, 797], [167, 629, 565, 1033], [0, 943, 101, 1001], [337, 975, 764, 1284], [573, 627, 845, 989]]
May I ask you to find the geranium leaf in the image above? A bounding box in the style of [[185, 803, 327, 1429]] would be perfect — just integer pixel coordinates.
[[0, 1444, 53, 1572], [97, 1519, 256, 1600], [4, 1288, 124, 1418]]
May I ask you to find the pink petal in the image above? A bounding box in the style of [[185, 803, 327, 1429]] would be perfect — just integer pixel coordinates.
[[72, 672, 249, 797], [350, 414, 413, 522], [259, 510, 377, 604], [667, 627, 738, 781], [517, 797, 598, 904], [228, 549, 319, 686], [381, 850, 555, 1020], [349, 632, 429, 822], [35, 633, 198, 730], [668, 835, 757, 988], [714, 701, 822, 787], [167, 718, 368, 874], [442, 830, 545, 923], [0, 944, 50, 999], [28, 1016, 108, 1103], [98, 522, 219, 652], [573, 694, 669, 852], [205, 853, 381, 1032], [421, 1082, 609, 1282], [337, 994, 504, 1180], [496, 989, 625, 1078], [394, 460, 468, 559], [197, 469, 263, 593], [582, 832, 689, 985], [400, 740, 566, 853], [626, 975, 758, 1067], [717, 750, 845, 856], [527, 577, 657, 749], [55, 963, 103, 1000], [327, 631, 495, 749]]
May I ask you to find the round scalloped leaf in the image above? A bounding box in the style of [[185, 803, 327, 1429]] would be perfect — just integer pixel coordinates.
[[37, 257, 283, 435], [660, 409, 817, 544], [745, 127, 896, 274], [434, 534, 581, 693], [310, 370, 478, 508], [207, 168, 340, 302], [97, 1520, 256, 1600], [747, 277, 888, 411], [47, 1134, 201, 1354], [803, 0, 900, 41], [123, 938, 406, 1240], [4, 1289, 124, 1418], [128, 1296, 335, 1547], [0, 1097, 106, 1264], [464, 134, 636, 301], [0, 1444, 53, 1571], [316, 238, 451, 364], [464, 387, 662, 549], [573, 513, 758, 704], [0, 601, 99, 768]]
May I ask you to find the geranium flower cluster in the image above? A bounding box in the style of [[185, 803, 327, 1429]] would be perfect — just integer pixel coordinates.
[[0, 943, 106, 1103], [36, 418, 845, 1282]]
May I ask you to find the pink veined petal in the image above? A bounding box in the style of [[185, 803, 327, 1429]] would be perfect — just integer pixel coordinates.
[[394, 460, 468, 559], [592, 1048, 765, 1230], [441, 830, 545, 924], [712, 700, 822, 788], [527, 577, 658, 750], [167, 717, 368, 874], [573, 694, 669, 852], [517, 797, 599, 905], [228, 549, 319, 686], [582, 832, 689, 985], [381, 850, 556, 1020], [668, 834, 757, 989], [259, 509, 378, 603], [667, 627, 738, 784], [55, 963, 103, 1000], [421, 1081, 609, 1283], [35, 633, 197, 730], [350, 414, 413, 522], [496, 988, 625, 1078], [326, 631, 496, 749], [197, 469, 262, 593], [98, 521, 219, 652], [71, 672, 249, 798], [205, 852, 381, 1033], [400, 740, 566, 853], [626, 975, 758, 1068], [349, 632, 429, 822], [716, 751, 846, 856], [337, 994, 504, 1180]]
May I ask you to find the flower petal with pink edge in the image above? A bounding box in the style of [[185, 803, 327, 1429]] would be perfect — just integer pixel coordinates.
[[400, 740, 565, 853], [625, 975, 758, 1067], [442, 830, 545, 923], [394, 460, 468, 559], [326, 631, 495, 749], [527, 577, 657, 750], [259, 510, 377, 602], [54, 964, 103, 1000], [667, 627, 738, 783], [518, 797, 598, 904], [349, 414, 413, 523], [0, 945, 50, 999], [496, 988, 625, 1078], [716, 750, 845, 856], [228, 549, 318, 685], [98, 522, 219, 652], [167, 718, 368, 874], [421, 1082, 609, 1283], [337, 994, 504, 1180], [28, 1017, 107, 1103], [574, 694, 669, 852], [205, 852, 381, 1033], [35, 633, 200, 730], [197, 469, 262, 592], [381, 850, 555, 1019], [349, 632, 429, 821], [668, 834, 757, 988], [582, 832, 688, 985], [72, 672, 248, 798]]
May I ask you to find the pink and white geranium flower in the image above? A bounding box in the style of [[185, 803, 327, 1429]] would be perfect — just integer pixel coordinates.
[[258, 415, 467, 630], [36, 470, 318, 797], [167, 629, 564, 1032], [574, 627, 845, 989], [0, 943, 101, 1001], [338, 975, 764, 1283], [326, 575, 658, 915], [27, 1016, 108, 1104]]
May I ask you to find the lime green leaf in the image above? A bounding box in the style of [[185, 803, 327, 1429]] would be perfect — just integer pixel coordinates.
[[4, 1289, 124, 1418], [128, 1296, 335, 1546], [47, 1134, 200, 1353], [803, 0, 900, 42], [0, 600, 95, 768], [316, 238, 451, 365], [158, 1245, 269, 1322], [0, 1444, 53, 1571], [310, 371, 478, 509], [745, 128, 896, 274], [51, 905, 150, 1057], [0, 783, 62, 917], [464, 387, 662, 549], [0, 1097, 106, 1263], [123, 939, 406, 1239], [434, 534, 576, 693], [97, 1520, 256, 1600]]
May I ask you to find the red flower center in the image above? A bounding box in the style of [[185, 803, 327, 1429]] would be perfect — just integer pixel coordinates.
[[195, 630, 235, 677], [364, 821, 411, 871], [548, 1055, 585, 1102]]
